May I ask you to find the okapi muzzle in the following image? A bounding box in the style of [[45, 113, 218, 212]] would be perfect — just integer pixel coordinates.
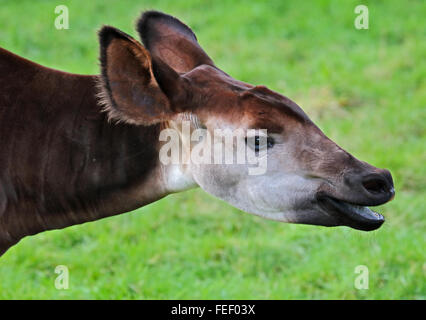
[[0, 11, 394, 256]]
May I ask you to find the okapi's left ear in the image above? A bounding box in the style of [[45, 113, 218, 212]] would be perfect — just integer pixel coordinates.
[[98, 26, 184, 125]]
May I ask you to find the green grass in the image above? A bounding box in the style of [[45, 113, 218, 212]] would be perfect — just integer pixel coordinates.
[[0, 0, 425, 299]]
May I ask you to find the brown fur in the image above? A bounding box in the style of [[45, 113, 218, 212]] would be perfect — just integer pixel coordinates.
[[0, 47, 166, 255]]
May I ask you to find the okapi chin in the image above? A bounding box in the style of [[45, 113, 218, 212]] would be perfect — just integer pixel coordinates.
[[0, 11, 394, 256]]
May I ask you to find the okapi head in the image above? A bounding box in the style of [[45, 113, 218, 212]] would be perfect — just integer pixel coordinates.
[[97, 11, 395, 231]]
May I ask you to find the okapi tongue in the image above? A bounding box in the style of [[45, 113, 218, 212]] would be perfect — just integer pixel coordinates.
[[318, 196, 385, 231]]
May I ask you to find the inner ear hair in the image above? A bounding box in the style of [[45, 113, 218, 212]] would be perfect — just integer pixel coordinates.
[[97, 25, 175, 126]]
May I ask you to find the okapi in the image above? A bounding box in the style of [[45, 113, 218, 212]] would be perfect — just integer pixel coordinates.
[[0, 11, 394, 256]]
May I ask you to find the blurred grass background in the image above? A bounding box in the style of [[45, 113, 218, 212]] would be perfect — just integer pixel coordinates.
[[0, 0, 424, 299]]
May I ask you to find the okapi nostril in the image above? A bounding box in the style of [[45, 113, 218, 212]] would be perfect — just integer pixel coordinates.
[[362, 177, 388, 194]]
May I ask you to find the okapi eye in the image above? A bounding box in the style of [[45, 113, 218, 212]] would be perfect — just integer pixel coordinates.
[[245, 135, 274, 152], [254, 136, 260, 152]]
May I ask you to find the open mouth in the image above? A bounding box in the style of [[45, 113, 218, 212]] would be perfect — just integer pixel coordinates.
[[317, 196, 385, 231]]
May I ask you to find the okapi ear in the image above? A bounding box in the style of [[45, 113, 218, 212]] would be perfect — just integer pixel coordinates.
[[98, 26, 181, 125], [137, 11, 215, 73]]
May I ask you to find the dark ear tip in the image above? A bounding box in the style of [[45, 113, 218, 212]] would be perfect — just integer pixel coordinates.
[[136, 10, 197, 45], [137, 10, 169, 31], [98, 25, 135, 48], [139, 10, 168, 21]]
